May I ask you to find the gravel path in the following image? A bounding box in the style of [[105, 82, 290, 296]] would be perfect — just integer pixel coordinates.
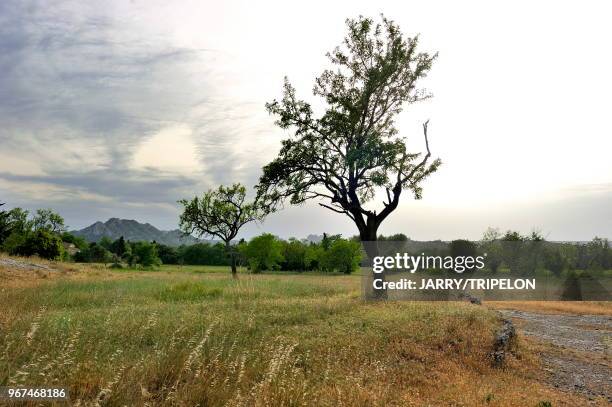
[[500, 309, 611, 403]]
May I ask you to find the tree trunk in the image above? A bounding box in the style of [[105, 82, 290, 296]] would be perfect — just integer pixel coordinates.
[[358, 218, 387, 300], [231, 256, 238, 279], [226, 241, 238, 279]]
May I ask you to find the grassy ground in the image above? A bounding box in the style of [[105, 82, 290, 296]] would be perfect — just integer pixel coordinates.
[[0, 259, 599, 406]]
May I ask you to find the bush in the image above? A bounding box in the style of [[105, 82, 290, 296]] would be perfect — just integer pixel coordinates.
[[179, 243, 228, 266], [133, 241, 161, 268], [61, 232, 88, 251], [156, 243, 179, 265], [305, 244, 325, 271], [242, 233, 284, 273], [110, 236, 131, 259], [89, 243, 113, 264], [323, 239, 362, 274], [281, 239, 307, 271], [15, 229, 64, 260]]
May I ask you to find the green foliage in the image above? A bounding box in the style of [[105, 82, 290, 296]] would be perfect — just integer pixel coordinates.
[[99, 236, 113, 251], [322, 239, 362, 274], [15, 229, 64, 260], [305, 244, 325, 271], [61, 232, 89, 251], [31, 208, 66, 233], [585, 237, 612, 271], [321, 233, 341, 251], [479, 228, 502, 273], [110, 236, 131, 259], [89, 243, 113, 264], [378, 233, 409, 242], [179, 183, 266, 244], [179, 243, 229, 266], [281, 238, 307, 271], [543, 247, 566, 277], [241, 233, 284, 273], [156, 243, 179, 265], [132, 241, 162, 268], [2, 231, 27, 255], [5, 207, 31, 235], [0, 203, 12, 246], [449, 239, 477, 272], [257, 15, 440, 241], [179, 183, 267, 274], [0, 206, 66, 259]]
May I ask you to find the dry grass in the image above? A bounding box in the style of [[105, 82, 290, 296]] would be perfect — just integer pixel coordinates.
[[0, 258, 602, 406], [487, 300, 612, 316]]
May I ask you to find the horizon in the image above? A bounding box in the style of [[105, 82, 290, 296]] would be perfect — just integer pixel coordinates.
[[68, 217, 609, 243], [1, 0, 611, 241]]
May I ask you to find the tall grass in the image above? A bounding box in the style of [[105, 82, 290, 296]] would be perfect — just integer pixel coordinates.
[[0, 265, 598, 406]]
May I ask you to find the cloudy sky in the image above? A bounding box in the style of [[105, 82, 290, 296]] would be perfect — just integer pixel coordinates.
[[1, 0, 611, 240]]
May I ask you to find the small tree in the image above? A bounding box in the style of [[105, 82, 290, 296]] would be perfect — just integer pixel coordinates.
[[241, 233, 284, 273], [281, 238, 307, 271], [179, 183, 266, 277], [110, 236, 131, 260], [89, 243, 113, 265], [323, 239, 362, 274], [479, 227, 502, 273], [133, 241, 161, 268]]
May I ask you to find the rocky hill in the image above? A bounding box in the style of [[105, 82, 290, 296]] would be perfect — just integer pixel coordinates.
[[72, 218, 202, 246]]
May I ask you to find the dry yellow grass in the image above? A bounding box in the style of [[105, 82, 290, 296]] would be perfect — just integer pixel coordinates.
[[487, 300, 612, 315], [0, 258, 605, 406]]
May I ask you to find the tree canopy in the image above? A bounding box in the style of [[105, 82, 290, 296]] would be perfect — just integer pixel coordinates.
[[256, 15, 441, 241], [179, 183, 266, 275]]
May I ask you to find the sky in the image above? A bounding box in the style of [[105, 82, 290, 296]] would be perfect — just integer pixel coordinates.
[[0, 0, 611, 241]]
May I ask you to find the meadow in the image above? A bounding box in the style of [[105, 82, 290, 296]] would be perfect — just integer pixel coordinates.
[[0, 260, 601, 406]]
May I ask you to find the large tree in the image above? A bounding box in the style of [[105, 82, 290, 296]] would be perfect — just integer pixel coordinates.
[[256, 15, 441, 243], [179, 183, 266, 277]]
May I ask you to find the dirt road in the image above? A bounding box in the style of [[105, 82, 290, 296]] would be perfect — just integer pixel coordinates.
[[500, 309, 611, 403]]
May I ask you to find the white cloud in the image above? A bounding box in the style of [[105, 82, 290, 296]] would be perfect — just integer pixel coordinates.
[[0, 0, 610, 238], [131, 124, 201, 175]]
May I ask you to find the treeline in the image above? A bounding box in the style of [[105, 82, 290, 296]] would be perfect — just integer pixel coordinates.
[[2, 204, 610, 275], [0, 205, 163, 268], [449, 229, 612, 275], [82, 233, 362, 274]]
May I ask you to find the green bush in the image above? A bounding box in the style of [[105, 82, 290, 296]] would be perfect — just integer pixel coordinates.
[[242, 233, 284, 273], [15, 229, 64, 260], [323, 239, 362, 274], [132, 241, 161, 268]]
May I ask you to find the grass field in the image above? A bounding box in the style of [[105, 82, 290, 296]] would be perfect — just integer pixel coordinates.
[[0, 259, 601, 406]]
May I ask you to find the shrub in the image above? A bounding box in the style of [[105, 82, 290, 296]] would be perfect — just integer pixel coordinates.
[[15, 229, 64, 260], [242, 233, 284, 273], [179, 243, 228, 266], [281, 239, 307, 271], [323, 239, 362, 274], [133, 241, 161, 268]]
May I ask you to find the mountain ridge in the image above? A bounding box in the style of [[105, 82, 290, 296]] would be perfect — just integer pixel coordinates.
[[72, 218, 203, 247]]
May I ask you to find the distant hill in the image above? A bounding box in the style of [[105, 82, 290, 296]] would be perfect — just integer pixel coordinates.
[[72, 218, 203, 246]]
